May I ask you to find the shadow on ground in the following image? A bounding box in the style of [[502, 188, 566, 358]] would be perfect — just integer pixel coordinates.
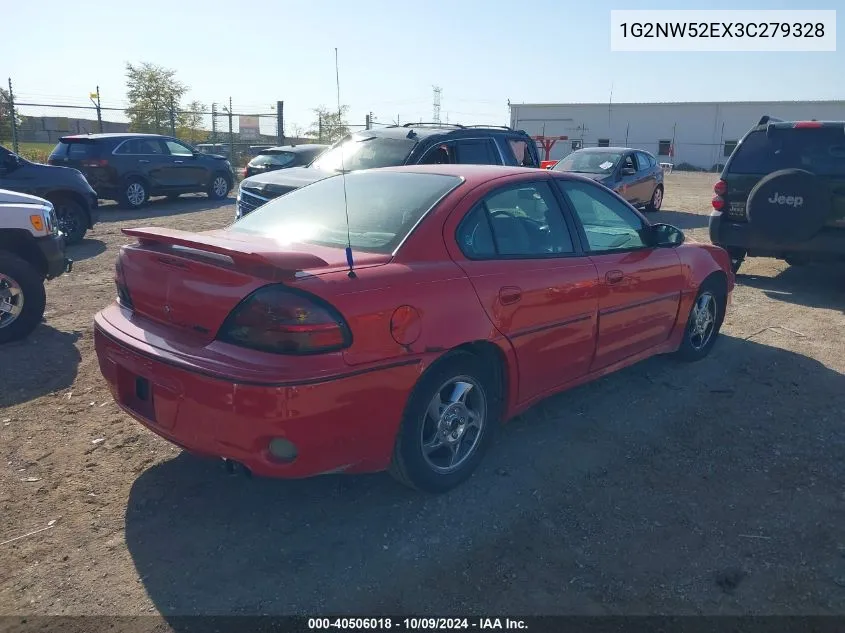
[[97, 195, 233, 223], [125, 335, 845, 619], [66, 238, 107, 262], [0, 327, 82, 407], [650, 208, 710, 231], [738, 262, 845, 312]]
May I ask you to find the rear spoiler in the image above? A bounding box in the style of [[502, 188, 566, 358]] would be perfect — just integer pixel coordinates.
[[58, 136, 97, 143], [121, 227, 328, 278]]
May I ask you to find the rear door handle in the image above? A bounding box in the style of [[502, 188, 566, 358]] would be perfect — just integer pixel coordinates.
[[499, 286, 522, 305], [138, 159, 150, 164], [606, 270, 624, 284], [173, 160, 184, 164]]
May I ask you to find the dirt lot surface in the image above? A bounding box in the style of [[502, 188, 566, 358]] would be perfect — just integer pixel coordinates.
[[1, 173, 845, 620]]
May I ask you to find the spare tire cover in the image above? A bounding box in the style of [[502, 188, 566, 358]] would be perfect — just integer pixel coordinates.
[[746, 169, 830, 243]]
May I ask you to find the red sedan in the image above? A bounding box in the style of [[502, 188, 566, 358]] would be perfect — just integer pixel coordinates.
[[94, 165, 733, 492]]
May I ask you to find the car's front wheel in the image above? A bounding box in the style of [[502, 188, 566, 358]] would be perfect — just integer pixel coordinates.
[[0, 253, 46, 345], [50, 196, 88, 244], [390, 352, 498, 492], [207, 173, 231, 200], [121, 178, 148, 209], [673, 279, 726, 362]]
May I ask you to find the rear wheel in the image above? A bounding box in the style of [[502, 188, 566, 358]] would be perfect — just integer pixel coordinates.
[[390, 352, 498, 492], [673, 279, 726, 362], [645, 184, 663, 212], [0, 253, 46, 345], [121, 178, 148, 209], [49, 196, 88, 244], [207, 173, 231, 200], [728, 249, 746, 274]]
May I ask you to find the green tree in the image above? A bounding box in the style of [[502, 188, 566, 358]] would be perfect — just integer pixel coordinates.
[[124, 62, 187, 133], [0, 87, 20, 144], [177, 100, 208, 144], [307, 105, 350, 143]]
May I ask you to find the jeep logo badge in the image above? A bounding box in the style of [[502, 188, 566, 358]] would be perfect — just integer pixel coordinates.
[[767, 192, 804, 208]]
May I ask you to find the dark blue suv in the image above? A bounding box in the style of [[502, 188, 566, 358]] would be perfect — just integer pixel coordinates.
[[236, 123, 542, 218]]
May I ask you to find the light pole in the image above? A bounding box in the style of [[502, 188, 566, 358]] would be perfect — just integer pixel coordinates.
[[89, 87, 102, 133]]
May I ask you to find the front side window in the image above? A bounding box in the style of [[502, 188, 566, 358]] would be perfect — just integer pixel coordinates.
[[456, 181, 574, 258], [230, 171, 462, 254], [557, 180, 649, 252], [310, 134, 417, 172], [454, 139, 499, 165], [165, 140, 193, 156]]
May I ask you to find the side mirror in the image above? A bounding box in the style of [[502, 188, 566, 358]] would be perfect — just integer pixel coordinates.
[[620, 167, 636, 177], [651, 223, 685, 247]]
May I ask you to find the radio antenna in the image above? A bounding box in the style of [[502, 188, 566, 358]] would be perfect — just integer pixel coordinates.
[[335, 47, 356, 279]]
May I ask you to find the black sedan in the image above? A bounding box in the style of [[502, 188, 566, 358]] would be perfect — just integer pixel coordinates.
[[552, 146, 665, 212], [243, 143, 328, 179]]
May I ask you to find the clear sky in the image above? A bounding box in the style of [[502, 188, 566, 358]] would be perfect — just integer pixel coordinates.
[[2, 0, 842, 133]]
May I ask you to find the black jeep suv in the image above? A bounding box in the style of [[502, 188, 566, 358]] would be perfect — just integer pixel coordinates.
[[48, 133, 235, 210], [236, 123, 541, 218], [710, 116, 845, 273]]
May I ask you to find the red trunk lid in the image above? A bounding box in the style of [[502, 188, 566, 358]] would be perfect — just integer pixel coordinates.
[[118, 227, 389, 343]]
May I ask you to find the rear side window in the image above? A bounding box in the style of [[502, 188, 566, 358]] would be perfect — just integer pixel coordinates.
[[49, 142, 69, 158], [728, 128, 845, 176], [454, 139, 500, 165]]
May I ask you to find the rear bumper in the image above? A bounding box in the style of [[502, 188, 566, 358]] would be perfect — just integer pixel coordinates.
[[93, 307, 423, 478], [36, 234, 72, 279], [709, 212, 845, 259]]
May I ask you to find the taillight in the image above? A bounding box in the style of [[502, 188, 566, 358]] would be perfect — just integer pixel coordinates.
[[83, 159, 109, 167], [218, 285, 351, 355], [793, 121, 822, 128], [115, 257, 134, 309], [712, 195, 725, 211], [713, 180, 727, 196]]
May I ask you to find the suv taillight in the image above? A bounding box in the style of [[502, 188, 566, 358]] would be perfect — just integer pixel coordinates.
[[217, 285, 351, 355], [115, 258, 134, 309], [712, 179, 727, 210]]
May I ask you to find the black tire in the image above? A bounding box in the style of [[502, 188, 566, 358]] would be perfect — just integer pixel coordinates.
[[49, 196, 88, 244], [120, 178, 149, 209], [673, 278, 726, 362], [207, 173, 231, 200], [645, 184, 664, 212], [390, 352, 500, 492], [728, 249, 746, 274], [746, 169, 830, 243], [0, 253, 47, 345]]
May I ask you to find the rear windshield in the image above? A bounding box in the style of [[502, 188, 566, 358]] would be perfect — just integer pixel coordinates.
[[310, 135, 417, 172], [50, 141, 97, 159], [728, 128, 845, 176], [249, 152, 295, 168], [554, 151, 622, 174], [230, 171, 462, 254]]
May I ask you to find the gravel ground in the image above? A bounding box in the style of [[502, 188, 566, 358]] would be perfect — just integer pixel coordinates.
[[1, 173, 844, 621]]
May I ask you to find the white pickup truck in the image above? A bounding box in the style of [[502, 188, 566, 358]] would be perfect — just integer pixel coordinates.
[[0, 188, 73, 344]]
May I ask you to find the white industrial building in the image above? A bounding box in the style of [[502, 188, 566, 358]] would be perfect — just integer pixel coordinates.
[[509, 100, 845, 170]]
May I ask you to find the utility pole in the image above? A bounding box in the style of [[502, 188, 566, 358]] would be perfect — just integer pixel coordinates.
[[276, 100, 284, 144], [365, 112, 371, 130], [228, 97, 234, 161], [89, 86, 103, 133], [8, 77, 18, 154], [432, 86, 442, 125], [211, 102, 218, 144], [318, 114, 323, 142]]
